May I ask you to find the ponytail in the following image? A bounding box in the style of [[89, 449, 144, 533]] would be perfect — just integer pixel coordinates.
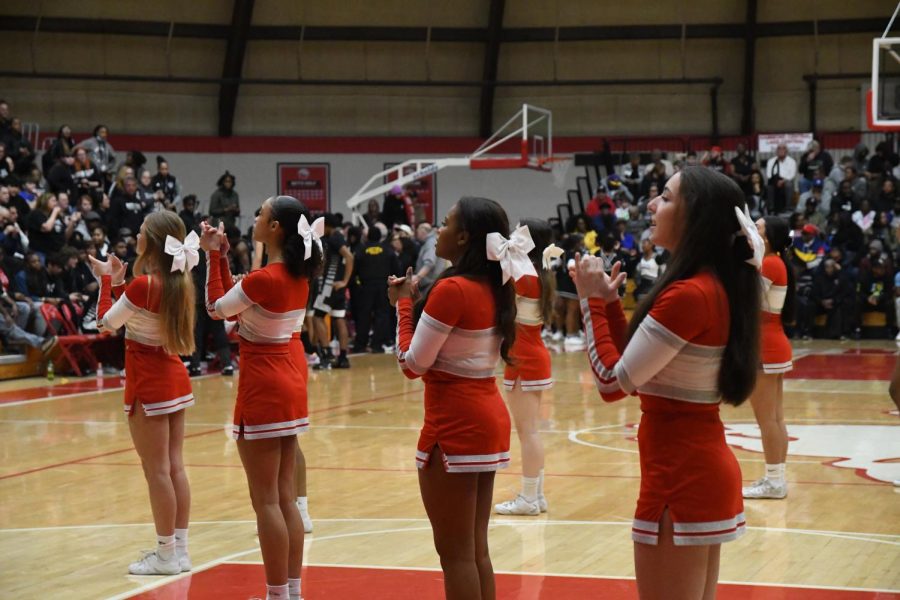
[[270, 196, 323, 279]]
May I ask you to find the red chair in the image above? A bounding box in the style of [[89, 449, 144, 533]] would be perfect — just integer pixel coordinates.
[[39, 303, 105, 376]]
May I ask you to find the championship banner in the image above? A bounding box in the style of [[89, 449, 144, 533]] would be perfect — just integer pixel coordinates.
[[277, 163, 330, 214], [757, 133, 814, 154], [384, 162, 436, 224]]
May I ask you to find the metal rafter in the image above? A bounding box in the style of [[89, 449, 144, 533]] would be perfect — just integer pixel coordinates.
[[0, 16, 885, 42], [218, 0, 255, 137], [740, 0, 757, 135], [479, 0, 505, 138]]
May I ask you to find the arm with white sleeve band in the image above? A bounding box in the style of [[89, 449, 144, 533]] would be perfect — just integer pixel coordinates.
[[205, 249, 252, 320], [581, 282, 702, 402], [395, 279, 462, 379], [96, 274, 140, 332]]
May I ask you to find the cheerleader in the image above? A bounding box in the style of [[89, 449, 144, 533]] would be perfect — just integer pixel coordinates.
[[743, 216, 796, 500], [91, 211, 197, 575], [389, 197, 532, 600], [495, 219, 555, 516], [573, 168, 762, 600], [201, 196, 322, 600]]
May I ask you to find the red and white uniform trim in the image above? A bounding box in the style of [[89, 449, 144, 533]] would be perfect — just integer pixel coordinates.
[[396, 277, 511, 473], [760, 255, 793, 374], [582, 272, 746, 547], [503, 275, 553, 392], [97, 274, 194, 417], [205, 250, 310, 440]]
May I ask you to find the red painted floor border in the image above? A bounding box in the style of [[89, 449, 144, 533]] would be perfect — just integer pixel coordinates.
[[133, 564, 895, 600]]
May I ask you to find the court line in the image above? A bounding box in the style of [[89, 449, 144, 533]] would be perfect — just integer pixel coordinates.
[[70, 457, 887, 486], [0, 374, 222, 408], [0, 426, 224, 481], [0, 419, 579, 435], [0, 391, 412, 481], [7, 518, 899, 542], [223, 561, 900, 595], [100, 519, 900, 600]]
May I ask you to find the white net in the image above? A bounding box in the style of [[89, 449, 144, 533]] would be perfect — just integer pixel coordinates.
[[551, 158, 573, 188]]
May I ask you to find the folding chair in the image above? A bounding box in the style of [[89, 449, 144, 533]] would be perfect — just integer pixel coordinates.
[[40, 303, 104, 376]]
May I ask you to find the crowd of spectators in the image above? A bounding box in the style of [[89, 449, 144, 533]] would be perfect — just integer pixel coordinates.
[[0, 95, 895, 370], [567, 139, 900, 340], [0, 99, 250, 367]]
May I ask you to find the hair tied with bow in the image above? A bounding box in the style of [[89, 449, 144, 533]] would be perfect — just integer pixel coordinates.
[[164, 230, 200, 273], [542, 243, 564, 270], [733, 205, 764, 270], [486, 224, 537, 284], [298, 214, 325, 261]]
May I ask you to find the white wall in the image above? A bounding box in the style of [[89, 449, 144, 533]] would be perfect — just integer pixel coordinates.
[[164, 151, 579, 228]]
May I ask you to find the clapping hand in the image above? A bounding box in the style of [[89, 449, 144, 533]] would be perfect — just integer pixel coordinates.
[[88, 255, 111, 278], [570, 253, 626, 303], [199, 221, 226, 252], [388, 267, 414, 307]]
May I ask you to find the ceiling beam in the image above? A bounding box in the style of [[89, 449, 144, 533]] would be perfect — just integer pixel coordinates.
[[218, 0, 254, 137], [740, 0, 757, 135], [0, 15, 884, 42], [0, 71, 723, 87], [479, 0, 505, 138]]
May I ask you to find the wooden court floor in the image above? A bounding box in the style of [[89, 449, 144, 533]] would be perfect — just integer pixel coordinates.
[[0, 340, 898, 599]]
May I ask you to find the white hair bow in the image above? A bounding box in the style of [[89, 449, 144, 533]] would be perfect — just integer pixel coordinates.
[[298, 215, 325, 261], [734, 205, 765, 270], [542, 243, 564, 270], [486, 224, 537, 284], [164, 230, 200, 273]]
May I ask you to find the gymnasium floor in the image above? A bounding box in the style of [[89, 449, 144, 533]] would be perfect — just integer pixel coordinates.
[[1, 340, 898, 599]]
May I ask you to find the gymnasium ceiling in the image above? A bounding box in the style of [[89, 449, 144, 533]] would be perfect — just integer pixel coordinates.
[[0, 0, 893, 137]]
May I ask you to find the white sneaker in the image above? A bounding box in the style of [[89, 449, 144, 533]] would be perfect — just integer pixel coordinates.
[[382, 344, 395, 354], [742, 477, 787, 499], [563, 335, 586, 350], [541, 327, 552, 339], [306, 352, 320, 367], [494, 494, 540, 516], [550, 330, 563, 342], [296, 498, 313, 533], [177, 550, 191, 572], [128, 550, 181, 575], [538, 495, 548, 513]]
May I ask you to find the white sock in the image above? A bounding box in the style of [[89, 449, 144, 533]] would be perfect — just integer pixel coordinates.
[[765, 463, 785, 484], [537, 468, 545, 497], [175, 528, 188, 553], [296, 496, 308, 512], [288, 577, 302, 600], [267, 583, 289, 600], [157, 534, 176, 560], [521, 475, 539, 502]]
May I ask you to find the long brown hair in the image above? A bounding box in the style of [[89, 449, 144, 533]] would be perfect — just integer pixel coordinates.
[[133, 211, 196, 355], [627, 167, 760, 406]]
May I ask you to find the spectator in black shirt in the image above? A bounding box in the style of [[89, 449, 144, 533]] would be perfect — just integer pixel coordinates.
[[799, 141, 835, 194], [351, 226, 400, 353], [42, 125, 75, 174], [0, 142, 15, 185], [46, 155, 77, 198], [151, 156, 181, 208], [107, 176, 151, 237], [731, 143, 755, 195], [26, 193, 73, 260], [179, 194, 202, 234], [6, 118, 36, 178], [621, 153, 643, 198], [362, 198, 382, 229]]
